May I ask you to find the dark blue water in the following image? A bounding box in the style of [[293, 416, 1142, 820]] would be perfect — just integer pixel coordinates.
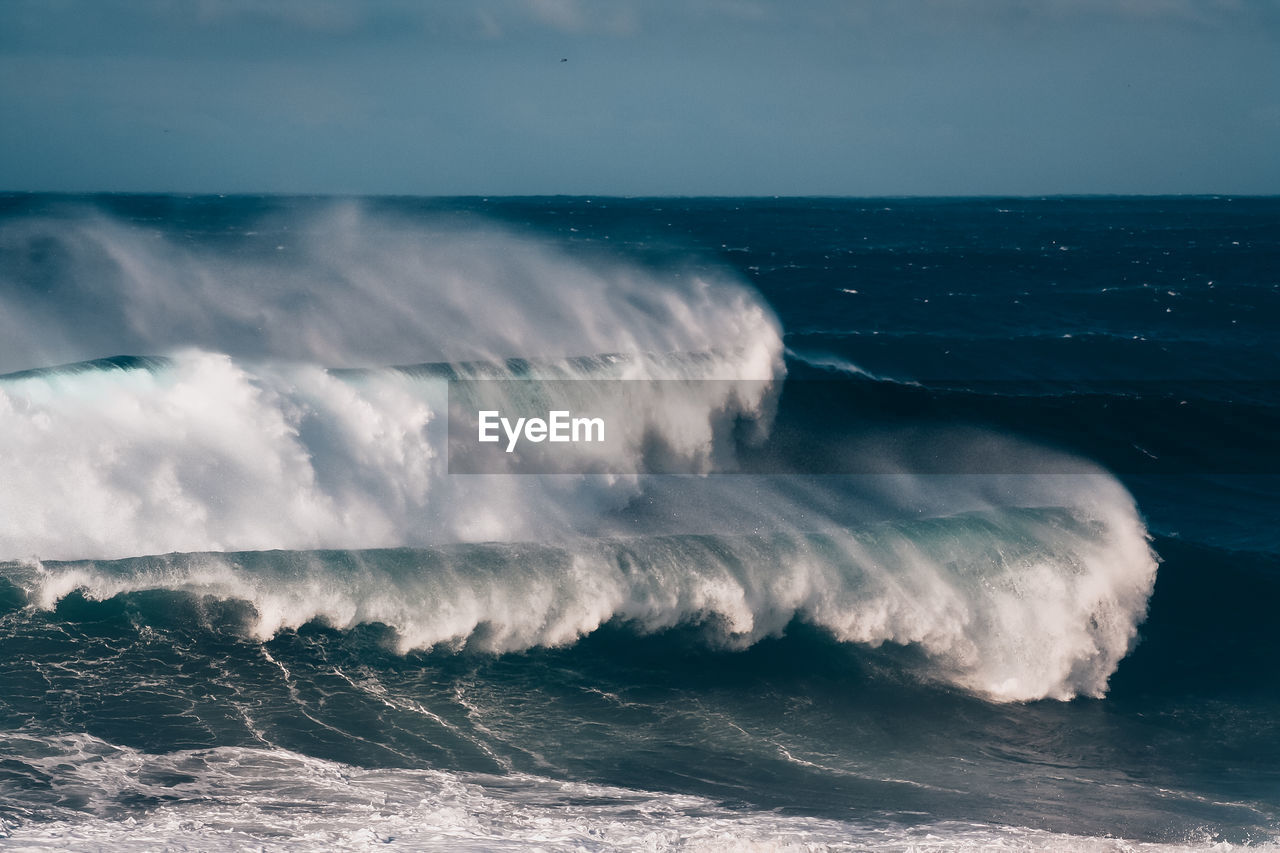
[[0, 195, 1277, 850]]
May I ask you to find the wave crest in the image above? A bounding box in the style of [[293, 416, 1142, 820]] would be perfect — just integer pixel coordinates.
[[13, 502, 1157, 702]]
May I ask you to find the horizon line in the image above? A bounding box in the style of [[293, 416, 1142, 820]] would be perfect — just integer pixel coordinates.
[[3, 190, 1279, 201]]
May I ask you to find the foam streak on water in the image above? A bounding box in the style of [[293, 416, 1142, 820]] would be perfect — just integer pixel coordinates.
[[0, 736, 1267, 853]]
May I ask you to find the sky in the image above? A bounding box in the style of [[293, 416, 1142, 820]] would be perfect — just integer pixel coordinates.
[[0, 0, 1277, 196]]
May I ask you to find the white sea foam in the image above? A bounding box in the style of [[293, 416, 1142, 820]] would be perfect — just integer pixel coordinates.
[[0, 203, 782, 559], [784, 346, 920, 385], [0, 349, 779, 559], [0, 736, 1266, 852]]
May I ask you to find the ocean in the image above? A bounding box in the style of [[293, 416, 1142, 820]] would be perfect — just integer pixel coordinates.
[[0, 194, 1277, 850]]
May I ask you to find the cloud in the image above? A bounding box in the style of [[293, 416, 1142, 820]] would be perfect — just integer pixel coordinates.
[[525, 0, 584, 32], [3, 0, 1275, 61], [191, 0, 365, 33], [913, 0, 1277, 28]]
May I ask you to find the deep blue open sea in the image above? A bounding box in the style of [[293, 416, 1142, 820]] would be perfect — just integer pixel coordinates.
[[0, 195, 1277, 850]]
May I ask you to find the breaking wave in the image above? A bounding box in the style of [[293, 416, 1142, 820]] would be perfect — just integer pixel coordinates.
[[0, 201, 1159, 704]]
